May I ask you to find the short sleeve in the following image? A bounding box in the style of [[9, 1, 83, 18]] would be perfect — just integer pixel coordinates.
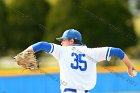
[[49, 43, 62, 60], [90, 47, 112, 62]]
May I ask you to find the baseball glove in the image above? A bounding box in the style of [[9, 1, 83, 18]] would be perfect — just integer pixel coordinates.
[[14, 51, 39, 70]]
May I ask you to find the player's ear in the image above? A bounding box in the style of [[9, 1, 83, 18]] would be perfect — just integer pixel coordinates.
[[70, 39, 74, 44]]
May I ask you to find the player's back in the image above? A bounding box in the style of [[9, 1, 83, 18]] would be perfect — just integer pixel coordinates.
[[50, 44, 110, 91], [58, 45, 97, 90]]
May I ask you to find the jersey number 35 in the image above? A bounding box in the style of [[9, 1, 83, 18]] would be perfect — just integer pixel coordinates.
[[71, 52, 87, 71]]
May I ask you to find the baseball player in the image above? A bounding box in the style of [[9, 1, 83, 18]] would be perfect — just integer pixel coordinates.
[[22, 29, 136, 93]]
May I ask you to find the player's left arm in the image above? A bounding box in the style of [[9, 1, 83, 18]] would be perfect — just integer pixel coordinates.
[[109, 48, 137, 77], [22, 42, 61, 60], [22, 41, 52, 53]]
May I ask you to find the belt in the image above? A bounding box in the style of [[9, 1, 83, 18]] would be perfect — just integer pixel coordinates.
[[64, 88, 88, 93]]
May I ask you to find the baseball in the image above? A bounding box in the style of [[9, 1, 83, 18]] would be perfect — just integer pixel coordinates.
[[132, 70, 137, 77]]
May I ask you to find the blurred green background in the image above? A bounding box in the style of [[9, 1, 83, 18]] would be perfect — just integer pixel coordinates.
[[0, 0, 140, 93], [0, 0, 140, 69]]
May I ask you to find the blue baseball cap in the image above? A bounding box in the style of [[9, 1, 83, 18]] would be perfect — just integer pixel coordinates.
[[56, 29, 82, 42]]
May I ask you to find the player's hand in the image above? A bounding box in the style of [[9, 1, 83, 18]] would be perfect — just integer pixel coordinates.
[[127, 66, 137, 77]]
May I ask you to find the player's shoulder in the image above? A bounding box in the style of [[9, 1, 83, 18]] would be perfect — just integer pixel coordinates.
[[50, 43, 71, 50], [87, 47, 112, 53], [69, 45, 89, 52]]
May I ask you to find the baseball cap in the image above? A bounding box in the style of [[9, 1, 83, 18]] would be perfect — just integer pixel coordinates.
[[56, 29, 82, 42]]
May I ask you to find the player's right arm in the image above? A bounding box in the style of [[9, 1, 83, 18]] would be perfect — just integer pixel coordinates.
[[91, 47, 136, 77]]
